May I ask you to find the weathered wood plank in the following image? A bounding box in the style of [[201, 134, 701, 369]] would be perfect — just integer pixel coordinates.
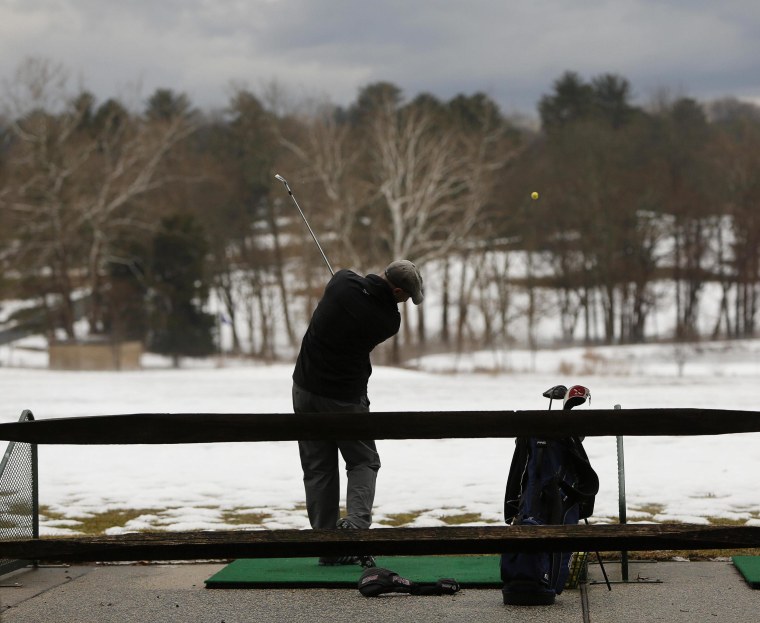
[[2, 525, 758, 562], [2, 409, 759, 445]]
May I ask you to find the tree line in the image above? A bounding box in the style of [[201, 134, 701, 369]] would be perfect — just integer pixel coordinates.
[[1, 58, 759, 363]]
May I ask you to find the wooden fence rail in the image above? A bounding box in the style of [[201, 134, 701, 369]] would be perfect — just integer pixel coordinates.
[[2, 525, 759, 563], [2, 407, 760, 565], [1, 408, 759, 445]]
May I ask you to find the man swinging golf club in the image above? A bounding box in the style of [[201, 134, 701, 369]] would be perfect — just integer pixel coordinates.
[[292, 259, 424, 566], [276, 174, 424, 566]]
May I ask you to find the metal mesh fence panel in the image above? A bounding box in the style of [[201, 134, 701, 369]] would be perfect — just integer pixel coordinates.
[[0, 410, 38, 576]]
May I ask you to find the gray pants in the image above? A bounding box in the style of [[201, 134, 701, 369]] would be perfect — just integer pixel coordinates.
[[292, 383, 380, 529]]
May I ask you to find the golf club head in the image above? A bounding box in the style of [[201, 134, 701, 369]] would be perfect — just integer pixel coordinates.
[[563, 385, 590, 410], [274, 174, 286, 183], [542, 385, 568, 400]]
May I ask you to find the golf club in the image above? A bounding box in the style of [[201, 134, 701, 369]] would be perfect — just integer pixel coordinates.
[[274, 174, 334, 276]]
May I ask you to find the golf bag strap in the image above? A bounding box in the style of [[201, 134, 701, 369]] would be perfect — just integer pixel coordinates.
[[529, 439, 547, 514]]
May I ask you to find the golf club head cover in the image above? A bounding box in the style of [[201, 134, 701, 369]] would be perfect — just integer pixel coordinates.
[[542, 385, 568, 400], [564, 384, 590, 410], [359, 568, 414, 597], [358, 567, 460, 597]]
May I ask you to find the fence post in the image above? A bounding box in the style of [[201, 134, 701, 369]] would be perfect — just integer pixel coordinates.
[[27, 411, 39, 547], [615, 404, 629, 582]]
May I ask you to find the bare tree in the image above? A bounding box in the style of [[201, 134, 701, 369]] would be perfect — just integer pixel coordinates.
[[276, 100, 370, 270], [1, 58, 198, 337], [79, 101, 198, 332], [367, 97, 472, 262], [1, 59, 91, 336], [709, 99, 760, 337]]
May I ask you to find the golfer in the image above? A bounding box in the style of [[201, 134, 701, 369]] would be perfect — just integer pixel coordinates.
[[292, 260, 424, 565]]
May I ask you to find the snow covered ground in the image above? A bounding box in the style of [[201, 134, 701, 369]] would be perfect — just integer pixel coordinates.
[[1, 339, 759, 535]]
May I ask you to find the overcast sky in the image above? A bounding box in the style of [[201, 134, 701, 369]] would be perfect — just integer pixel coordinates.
[[1, 0, 759, 116]]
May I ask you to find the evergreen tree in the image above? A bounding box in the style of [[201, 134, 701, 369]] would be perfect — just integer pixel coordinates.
[[149, 214, 215, 365], [103, 249, 148, 342]]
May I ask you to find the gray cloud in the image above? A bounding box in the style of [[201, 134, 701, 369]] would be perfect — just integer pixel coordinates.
[[1, 0, 758, 115]]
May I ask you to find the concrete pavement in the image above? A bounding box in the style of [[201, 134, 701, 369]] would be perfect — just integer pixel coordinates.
[[0, 559, 757, 622]]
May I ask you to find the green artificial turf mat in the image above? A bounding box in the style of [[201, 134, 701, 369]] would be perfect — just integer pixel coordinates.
[[732, 556, 760, 588], [205, 555, 501, 589]]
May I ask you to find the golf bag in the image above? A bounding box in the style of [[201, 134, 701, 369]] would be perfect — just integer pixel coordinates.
[[500, 386, 599, 605]]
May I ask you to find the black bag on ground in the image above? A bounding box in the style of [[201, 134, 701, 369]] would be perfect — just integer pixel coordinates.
[[358, 567, 460, 597], [500, 433, 599, 605]]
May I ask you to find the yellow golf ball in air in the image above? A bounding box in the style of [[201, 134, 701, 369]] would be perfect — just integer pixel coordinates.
[[531, 191, 539, 200]]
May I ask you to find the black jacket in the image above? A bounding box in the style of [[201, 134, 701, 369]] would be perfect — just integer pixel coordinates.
[[293, 269, 401, 401]]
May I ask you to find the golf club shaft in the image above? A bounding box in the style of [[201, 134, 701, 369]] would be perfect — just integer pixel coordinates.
[[274, 174, 334, 276]]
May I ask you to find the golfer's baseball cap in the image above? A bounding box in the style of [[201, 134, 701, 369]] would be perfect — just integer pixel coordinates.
[[385, 260, 424, 305]]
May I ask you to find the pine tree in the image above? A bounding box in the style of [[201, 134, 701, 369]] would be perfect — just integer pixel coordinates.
[[148, 214, 216, 366]]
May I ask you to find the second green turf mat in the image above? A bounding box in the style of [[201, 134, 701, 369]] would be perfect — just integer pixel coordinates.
[[732, 556, 760, 588], [205, 555, 501, 588]]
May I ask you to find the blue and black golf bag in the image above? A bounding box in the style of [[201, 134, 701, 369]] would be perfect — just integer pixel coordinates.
[[500, 385, 599, 605]]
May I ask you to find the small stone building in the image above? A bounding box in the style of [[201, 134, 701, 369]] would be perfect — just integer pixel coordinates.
[[48, 339, 143, 371]]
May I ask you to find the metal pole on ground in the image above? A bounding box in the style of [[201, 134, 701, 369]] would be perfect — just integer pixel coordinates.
[[615, 403, 629, 582]]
